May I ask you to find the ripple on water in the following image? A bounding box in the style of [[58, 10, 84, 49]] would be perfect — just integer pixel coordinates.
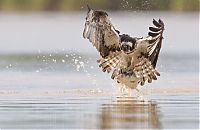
[[0, 94, 198, 129]]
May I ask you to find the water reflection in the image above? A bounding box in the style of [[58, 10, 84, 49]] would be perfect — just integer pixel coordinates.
[[100, 97, 161, 129], [0, 95, 198, 129]]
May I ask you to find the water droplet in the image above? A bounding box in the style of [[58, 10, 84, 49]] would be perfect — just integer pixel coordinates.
[[97, 88, 102, 93], [79, 61, 84, 67], [74, 59, 79, 64], [53, 59, 57, 63], [76, 65, 81, 71]]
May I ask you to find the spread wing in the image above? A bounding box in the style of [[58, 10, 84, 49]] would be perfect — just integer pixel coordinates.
[[147, 19, 164, 68], [97, 19, 164, 87], [126, 19, 164, 85], [83, 7, 121, 58]]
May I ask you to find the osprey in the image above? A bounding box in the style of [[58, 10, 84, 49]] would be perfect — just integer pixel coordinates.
[[83, 6, 164, 96]]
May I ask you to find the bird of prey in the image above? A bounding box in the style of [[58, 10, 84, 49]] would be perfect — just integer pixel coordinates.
[[83, 6, 164, 96]]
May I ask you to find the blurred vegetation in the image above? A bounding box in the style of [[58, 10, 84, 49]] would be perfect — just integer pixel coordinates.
[[0, 0, 198, 11]]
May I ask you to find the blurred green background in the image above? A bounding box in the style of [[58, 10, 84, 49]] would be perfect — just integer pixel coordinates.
[[0, 0, 199, 11]]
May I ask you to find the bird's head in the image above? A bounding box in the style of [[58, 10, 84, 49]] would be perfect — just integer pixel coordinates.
[[121, 42, 134, 53], [120, 34, 136, 54]]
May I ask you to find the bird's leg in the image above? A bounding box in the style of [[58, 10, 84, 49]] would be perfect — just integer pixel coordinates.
[[121, 85, 126, 95], [118, 84, 132, 97], [127, 87, 132, 97], [115, 83, 125, 97], [119, 86, 123, 93]]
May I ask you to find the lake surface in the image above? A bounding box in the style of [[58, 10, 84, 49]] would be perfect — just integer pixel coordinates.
[[0, 94, 198, 129], [0, 12, 199, 129], [0, 53, 198, 129]]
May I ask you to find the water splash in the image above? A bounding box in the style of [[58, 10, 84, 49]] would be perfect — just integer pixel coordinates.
[[120, 0, 152, 11], [62, 59, 65, 63], [73, 58, 84, 72], [70, 53, 98, 87]]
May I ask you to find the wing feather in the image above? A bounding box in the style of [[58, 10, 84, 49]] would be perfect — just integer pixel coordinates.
[[147, 19, 165, 68], [97, 52, 121, 73], [94, 18, 164, 88], [83, 9, 121, 57], [127, 17, 164, 85], [133, 57, 160, 86]]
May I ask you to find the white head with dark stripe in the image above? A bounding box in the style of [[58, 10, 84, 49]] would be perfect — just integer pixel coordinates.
[[120, 34, 136, 53]]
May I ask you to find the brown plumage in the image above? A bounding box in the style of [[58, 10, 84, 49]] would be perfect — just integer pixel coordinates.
[[83, 6, 165, 95]]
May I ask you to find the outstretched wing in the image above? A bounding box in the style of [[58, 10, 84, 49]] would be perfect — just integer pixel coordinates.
[[127, 19, 164, 85], [83, 7, 121, 58], [147, 19, 164, 68], [98, 19, 164, 87], [125, 19, 164, 85]]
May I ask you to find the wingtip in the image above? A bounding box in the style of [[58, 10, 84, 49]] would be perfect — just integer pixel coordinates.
[[158, 18, 162, 23], [158, 19, 164, 27], [87, 4, 92, 12]]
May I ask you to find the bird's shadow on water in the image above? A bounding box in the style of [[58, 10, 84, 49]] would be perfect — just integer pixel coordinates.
[[99, 97, 162, 129]]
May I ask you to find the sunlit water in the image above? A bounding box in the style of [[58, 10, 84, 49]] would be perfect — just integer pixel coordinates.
[[0, 12, 199, 129]]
